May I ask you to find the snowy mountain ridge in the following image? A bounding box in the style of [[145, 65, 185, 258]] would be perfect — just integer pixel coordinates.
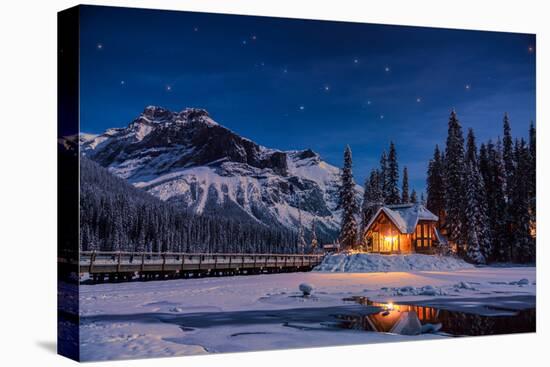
[[81, 106, 363, 239]]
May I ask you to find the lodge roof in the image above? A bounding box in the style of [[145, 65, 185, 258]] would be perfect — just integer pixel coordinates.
[[365, 203, 438, 234]]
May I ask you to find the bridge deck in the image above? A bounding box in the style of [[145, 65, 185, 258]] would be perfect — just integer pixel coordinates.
[[77, 251, 325, 276]]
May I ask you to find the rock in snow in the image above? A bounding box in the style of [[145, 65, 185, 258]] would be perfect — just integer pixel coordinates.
[[508, 278, 529, 286], [315, 253, 475, 273], [418, 285, 438, 296], [299, 283, 314, 296], [454, 281, 476, 290]]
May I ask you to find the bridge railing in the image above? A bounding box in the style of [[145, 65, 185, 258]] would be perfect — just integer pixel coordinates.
[[79, 251, 325, 274]]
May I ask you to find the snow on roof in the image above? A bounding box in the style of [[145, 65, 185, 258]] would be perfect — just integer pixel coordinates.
[[365, 204, 438, 234]]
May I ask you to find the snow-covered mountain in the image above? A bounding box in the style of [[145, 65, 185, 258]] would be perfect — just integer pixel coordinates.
[[81, 106, 363, 238]]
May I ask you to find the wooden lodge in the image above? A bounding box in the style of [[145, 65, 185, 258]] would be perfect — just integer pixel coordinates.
[[363, 204, 447, 254]]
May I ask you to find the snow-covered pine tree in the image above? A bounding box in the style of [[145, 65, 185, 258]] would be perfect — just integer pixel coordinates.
[[479, 143, 489, 179], [410, 189, 418, 204], [502, 112, 514, 197], [464, 175, 485, 265], [387, 142, 400, 204], [509, 139, 535, 263], [465, 128, 492, 262], [420, 192, 426, 206], [401, 166, 410, 203], [297, 201, 307, 254], [444, 110, 467, 256], [310, 219, 318, 253], [359, 177, 370, 245], [379, 150, 389, 203], [482, 139, 510, 261], [426, 144, 446, 223], [339, 145, 359, 250], [528, 121, 536, 238], [360, 169, 384, 244]]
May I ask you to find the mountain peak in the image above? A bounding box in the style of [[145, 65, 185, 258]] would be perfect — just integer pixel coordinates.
[[140, 106, 217, 127], [80, 105, 363, 240], [178, 107, 218, 127], [142, 105, 174, 121]]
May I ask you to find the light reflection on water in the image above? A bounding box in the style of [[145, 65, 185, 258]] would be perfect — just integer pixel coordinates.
[[340, 296, 535, 336]]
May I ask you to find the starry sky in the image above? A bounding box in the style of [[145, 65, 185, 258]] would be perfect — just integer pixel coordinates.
[[79, 5, 536, 192]]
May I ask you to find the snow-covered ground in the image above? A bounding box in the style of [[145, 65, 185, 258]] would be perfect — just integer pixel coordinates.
[[315, 253, 474, 272], [78, 267, 535, 361]]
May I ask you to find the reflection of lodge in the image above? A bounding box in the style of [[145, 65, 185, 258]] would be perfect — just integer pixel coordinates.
[[343, 299, 536, 336], [363, 204, 447, 254], [365, 302, 439, 332]]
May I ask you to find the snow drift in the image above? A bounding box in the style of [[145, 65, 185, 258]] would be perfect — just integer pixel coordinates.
[[315, 253, 475, 273]]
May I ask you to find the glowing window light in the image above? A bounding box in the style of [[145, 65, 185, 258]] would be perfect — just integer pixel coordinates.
[[383, 235, 398, 251]]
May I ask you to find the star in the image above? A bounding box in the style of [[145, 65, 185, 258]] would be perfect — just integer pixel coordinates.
[[242, 40, 247, 45], [465, 84, 471, 90], [366, 100, 372, 105], [324, 85, 330, 92], [120, 80, 125, 85], [251, 35, 257, 41], [96, 43, 103, 50], [384, 66, 391, 72], [193, 27, 199, 32], [353, 58, 359, 64], [380, 114, 385, 119], [283, 68, 288, 74], [528, 45, 534, 53], [299, 105, 305, 111], [416, 97, 422, 103], [166, 85, 172, 91]]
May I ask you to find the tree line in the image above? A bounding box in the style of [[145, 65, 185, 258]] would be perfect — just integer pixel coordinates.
[[80, 157, 306, 254], [426, 111, 535, 264], [337, 111, 536, 264]]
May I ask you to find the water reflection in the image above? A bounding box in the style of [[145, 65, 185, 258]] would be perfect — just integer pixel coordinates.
[[340, 296, 535, 336]]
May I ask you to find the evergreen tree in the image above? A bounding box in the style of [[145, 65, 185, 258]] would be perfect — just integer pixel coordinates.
[[296, 197, 307, 254], [444, 110, 467, 255], [401, 166, 410, 203], [339, 145, 359, 249], [360, 169, 384, 243], [410, 189, 418, 204], [464, 129, 492, 262], [310, 219, 318, 253], [379, 150, 389, 202], [426, 144, 446, 223], [528, 121, 536, 237], [386, 142, 400, 204], [502, 112, 514, 197], [509, 139, 535, 262], [483, 139, 509, 262], [465, 161, 486, 264], [479, 143, 489, 183]]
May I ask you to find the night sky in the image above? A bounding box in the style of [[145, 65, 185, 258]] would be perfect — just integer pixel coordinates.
[[79, 5, 536, 192]]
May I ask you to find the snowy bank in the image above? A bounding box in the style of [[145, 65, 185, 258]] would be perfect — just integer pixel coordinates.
[[314, 253, 475, 273]]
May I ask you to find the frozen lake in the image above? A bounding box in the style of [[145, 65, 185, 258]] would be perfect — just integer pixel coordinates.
[[78, 267, 536, 361]]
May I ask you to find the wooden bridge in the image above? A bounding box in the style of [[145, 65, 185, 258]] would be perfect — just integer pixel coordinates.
[[75, 251, 325, 282]]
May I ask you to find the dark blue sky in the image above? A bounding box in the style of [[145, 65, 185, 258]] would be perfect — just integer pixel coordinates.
[[79, 5, 536, 192]]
